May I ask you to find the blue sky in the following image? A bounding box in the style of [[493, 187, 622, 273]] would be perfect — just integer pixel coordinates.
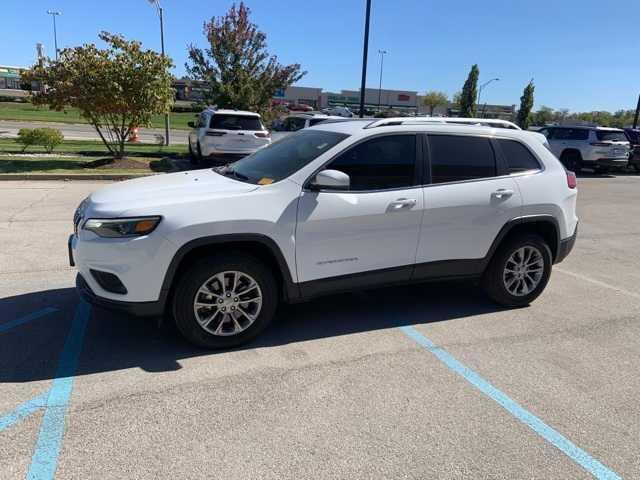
[[2, 0, 638, 112]]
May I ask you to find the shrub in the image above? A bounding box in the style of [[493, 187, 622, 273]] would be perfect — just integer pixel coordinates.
[[16, 128, 64, 153]]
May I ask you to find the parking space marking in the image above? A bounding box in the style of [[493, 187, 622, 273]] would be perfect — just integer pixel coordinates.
[[0, 307, 58, 335], [400, 325, 621, 480], [0, 392, 49, 433], [556, 267, 640, 301], [27, 300, 91, 480]]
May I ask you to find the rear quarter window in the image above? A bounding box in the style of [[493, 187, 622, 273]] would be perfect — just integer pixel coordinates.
[[498, 139, 541, 173]]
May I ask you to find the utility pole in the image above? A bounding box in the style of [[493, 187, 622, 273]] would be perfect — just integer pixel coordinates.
[[149, 0, 171, 146], [634, 93, 640, 129], [358, 0, 372, 118], [377, 49, 387, 113], [46, 10, 61, 61], [477, 78, 499, 117]]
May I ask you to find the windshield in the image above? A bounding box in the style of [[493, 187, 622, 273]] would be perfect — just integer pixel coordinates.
[[596, 130, 628, 142], [218, 130, 349, 185], [210, 114, 263, 131]]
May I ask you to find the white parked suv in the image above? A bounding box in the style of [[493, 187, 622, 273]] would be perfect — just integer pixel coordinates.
[[538, 125, 631, 173], [70, 118, 578, 348], [187, 108, 271, 164]]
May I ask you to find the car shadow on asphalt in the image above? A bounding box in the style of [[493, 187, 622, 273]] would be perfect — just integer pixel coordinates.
[[0, 282, 505, 383]]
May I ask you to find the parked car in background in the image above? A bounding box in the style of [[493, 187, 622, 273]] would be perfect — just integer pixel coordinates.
[[188, 108, 271, 164], [624, 128, 640, 172], [287, 103, 314, 112], [274, 113, 343, 135], [537, 125, 630, 173], [322, 106, 354, 118], [71, 120, 578, 348]]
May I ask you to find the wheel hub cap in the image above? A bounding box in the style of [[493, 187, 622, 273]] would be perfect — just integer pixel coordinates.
[[193, 271, 263, 337], [502, 246, 544, 297]]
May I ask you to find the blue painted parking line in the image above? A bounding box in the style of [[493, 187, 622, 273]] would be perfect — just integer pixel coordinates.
[[0, 307, 58, 335], [27, 300, 91, 480], [0, 392, 49, 433], [400, 325, 621, 480]]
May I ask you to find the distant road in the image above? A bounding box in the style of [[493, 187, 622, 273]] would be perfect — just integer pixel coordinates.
[[0, 119, 189, 145]]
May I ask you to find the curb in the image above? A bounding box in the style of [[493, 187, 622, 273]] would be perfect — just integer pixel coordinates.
[[0, 173, 158, 181]]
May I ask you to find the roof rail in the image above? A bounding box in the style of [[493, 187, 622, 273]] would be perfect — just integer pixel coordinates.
[[364, 117, 520, 130]]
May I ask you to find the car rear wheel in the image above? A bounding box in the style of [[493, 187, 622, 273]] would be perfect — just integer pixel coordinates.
[[188, 142, 199, 165], [173, 253, 278, 349], [482, 234, 552, 307]]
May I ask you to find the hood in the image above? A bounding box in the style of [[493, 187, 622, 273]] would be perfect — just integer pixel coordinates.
[[88, 169, 259, 216]]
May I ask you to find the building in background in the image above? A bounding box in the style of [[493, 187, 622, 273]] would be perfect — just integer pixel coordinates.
[[0, 66, 25, 90]]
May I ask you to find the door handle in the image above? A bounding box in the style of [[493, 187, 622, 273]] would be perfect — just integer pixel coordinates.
[[491, 189, 514, 199], [388, 198, 417, 210]]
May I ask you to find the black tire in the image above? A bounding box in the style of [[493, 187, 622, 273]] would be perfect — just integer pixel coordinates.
[[173, 253, 278, 349], [560, 150, 582, 172], [188, 142, 199, 165], [481, 234, 552, 307]]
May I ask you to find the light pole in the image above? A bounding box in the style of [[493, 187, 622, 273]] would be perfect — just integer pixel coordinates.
[[477, 77, 499, 117], [377, 49, 387, 113], [46, 10, 61, 61], [148, 0, 170, 146], [358, 0, 372, 118]]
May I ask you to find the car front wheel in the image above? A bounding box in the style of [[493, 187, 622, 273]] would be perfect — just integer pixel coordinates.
[[173, 253, 278, 348], [482, 234, 552, 307]]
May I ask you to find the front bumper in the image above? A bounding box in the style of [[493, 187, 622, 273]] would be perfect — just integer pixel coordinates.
[[76, 273, 164, 317], [555, 225, 578, 264]]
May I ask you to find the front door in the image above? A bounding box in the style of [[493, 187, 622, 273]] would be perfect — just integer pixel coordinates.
[[296, 134, 424, 289]]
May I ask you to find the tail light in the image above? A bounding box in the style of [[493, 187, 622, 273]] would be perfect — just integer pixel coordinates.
[[206, 131, 226, 137], [566, 170, 577, 189], [254, 131, 270, 138]]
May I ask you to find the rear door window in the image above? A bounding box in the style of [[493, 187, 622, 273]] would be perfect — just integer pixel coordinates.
[[428, 135, 497, 184], [553, 128, 588, 141], [210, 114, 263, 131], [498, 139, 541, 173]]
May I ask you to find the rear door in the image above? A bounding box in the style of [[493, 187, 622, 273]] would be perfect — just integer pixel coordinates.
[[415, 134, 522, 272]]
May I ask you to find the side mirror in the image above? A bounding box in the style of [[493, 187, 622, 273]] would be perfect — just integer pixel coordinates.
[[187, 121, 196, 128], [310, 169, 350, 190]]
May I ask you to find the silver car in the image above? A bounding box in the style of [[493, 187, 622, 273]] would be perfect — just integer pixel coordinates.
[[538, 125, 630, 173]]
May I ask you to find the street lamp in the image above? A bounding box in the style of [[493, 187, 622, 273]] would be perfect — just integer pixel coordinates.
[[46, 10, 61, 61], [358, 0, 372, 118], [377, 49, 388, 113], [477, 77, 500, 117], [148, 0, 170, 146]]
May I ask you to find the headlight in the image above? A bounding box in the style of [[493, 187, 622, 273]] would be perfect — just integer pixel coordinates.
[[83, 217, 162, 238]]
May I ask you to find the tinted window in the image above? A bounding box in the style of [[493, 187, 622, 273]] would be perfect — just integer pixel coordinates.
[[429, 135, 496, 183], [596, 130, 627, 142], [328, 135, 416, 191], [499, 139, 541, 173], [553, 128, 589, 141], [227, 130, 348, 185], [309, 118, 327, 127], [284, 117, 307, 131], [210, 114, 263, 131]]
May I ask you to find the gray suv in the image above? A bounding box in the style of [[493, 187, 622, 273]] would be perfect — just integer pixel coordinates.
[[538, 126, 631, 173]]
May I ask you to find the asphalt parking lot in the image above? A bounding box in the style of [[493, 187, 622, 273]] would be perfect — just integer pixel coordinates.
[[2, 174, 640, 479]]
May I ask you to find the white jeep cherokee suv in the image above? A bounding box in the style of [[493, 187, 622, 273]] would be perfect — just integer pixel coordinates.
[[70, 119, 578, 348], [187, 108, 271, 164]]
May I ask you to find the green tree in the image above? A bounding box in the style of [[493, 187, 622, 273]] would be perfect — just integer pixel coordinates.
[[422, 91, 448, 116], [459, 64, 479, 117], [24, 32, 173, 160], [517, 80, 535, 129], [531, 106, 555, 126], [186, 2, 305, 115]]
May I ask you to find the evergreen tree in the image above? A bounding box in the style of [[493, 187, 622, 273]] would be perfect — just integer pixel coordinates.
[[459, 64, 479, 117], [517, 80, 535, 129]]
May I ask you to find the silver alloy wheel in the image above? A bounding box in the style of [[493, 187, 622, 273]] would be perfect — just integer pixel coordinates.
[[193, 271, 263, 336], [502, 246, 545, 297]]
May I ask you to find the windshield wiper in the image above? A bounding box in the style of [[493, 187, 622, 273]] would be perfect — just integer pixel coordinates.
[[214, 166, 250, 182]]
